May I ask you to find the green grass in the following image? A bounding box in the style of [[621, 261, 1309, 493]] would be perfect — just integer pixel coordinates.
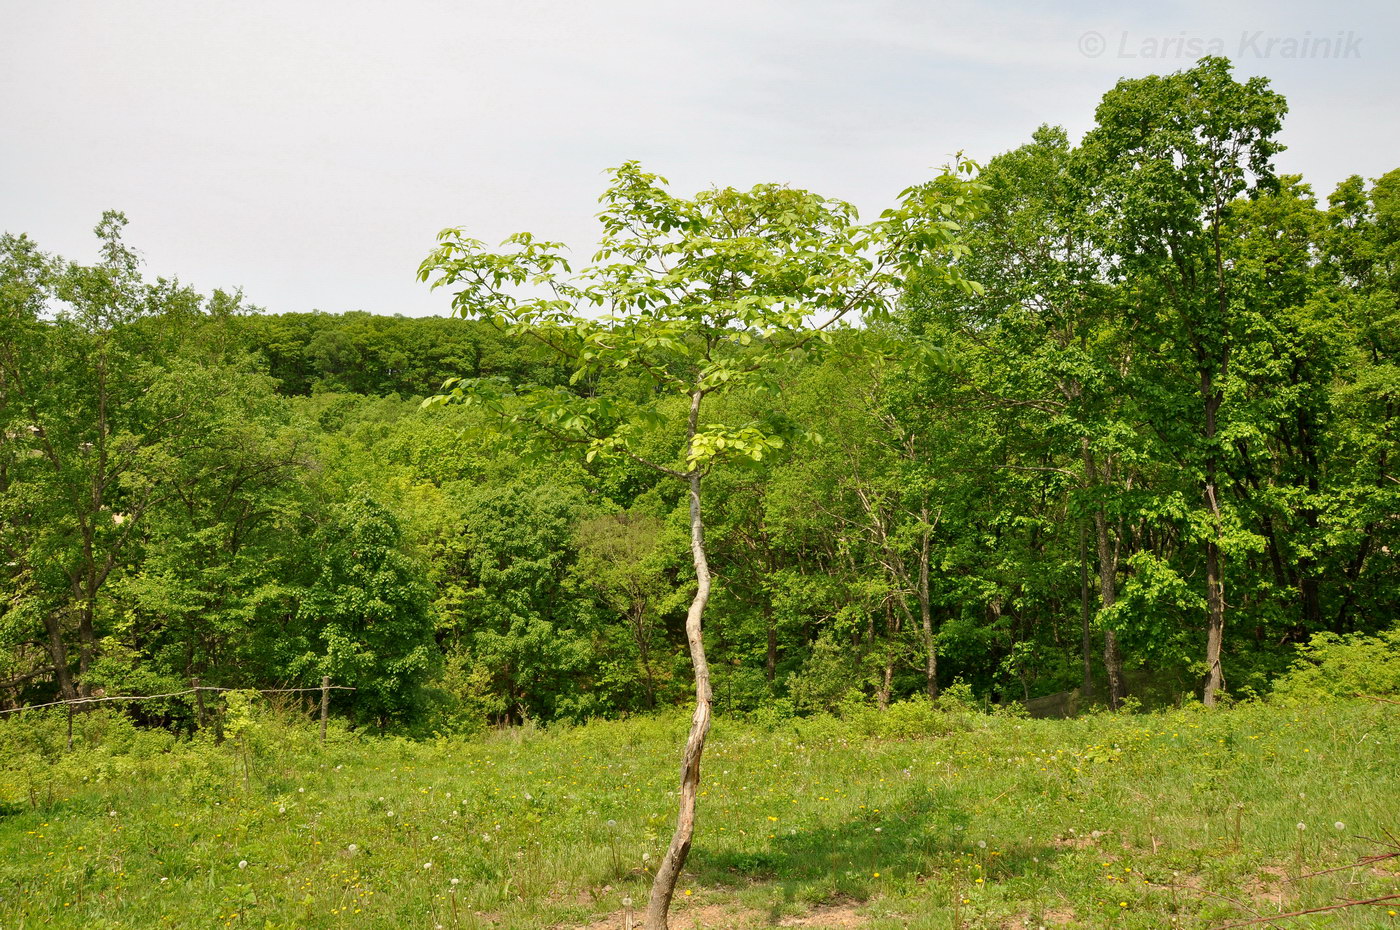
[[1, 700, 1398, 929]]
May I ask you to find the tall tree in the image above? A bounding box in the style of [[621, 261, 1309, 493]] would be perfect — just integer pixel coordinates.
[[0, 214, 251, 699], [1081, 58, 1287, 704]]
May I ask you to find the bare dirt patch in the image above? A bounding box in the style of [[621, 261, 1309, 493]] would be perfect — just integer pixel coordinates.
[[568, 900, 867, 929], [776, 902, 865, 927]]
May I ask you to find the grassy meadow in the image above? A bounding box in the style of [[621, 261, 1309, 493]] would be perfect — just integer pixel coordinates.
[[1, 699, 1398, 929]]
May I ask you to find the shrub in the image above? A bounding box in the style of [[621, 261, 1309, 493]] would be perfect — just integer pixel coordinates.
[[1271, 628, 1400, 704], [875, 696, 964, 739]]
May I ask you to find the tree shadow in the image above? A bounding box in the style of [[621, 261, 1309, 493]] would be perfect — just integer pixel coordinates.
[[688, 785, 1070, 914]]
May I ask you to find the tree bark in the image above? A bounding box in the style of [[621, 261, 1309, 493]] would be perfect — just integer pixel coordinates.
[[1202, 368, 1227, 706], [918, 510, 936, 700], [43, 612, 78, 701], [645, 397, 714, 930], [765, 617, 777, 686], [1079, 522, 1095, 698], [1203, 528, 1226, 705], [1082, 443, 1125, 708]]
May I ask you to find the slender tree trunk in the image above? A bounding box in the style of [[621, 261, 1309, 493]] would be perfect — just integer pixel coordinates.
[[1079, 522, 1095, 698], [77, 599, 96, 695], [633, 607, 657, 709], [1203, 528, 1226, 705], [876, 603, 894, 710], [645, 398, 714, 930], [1202, 370, 1227, 706], [1091, 512, 1125, 709], [764, 605, 777, 686], [1082, 443, 1125, 708], [918, 513, 936, 700]]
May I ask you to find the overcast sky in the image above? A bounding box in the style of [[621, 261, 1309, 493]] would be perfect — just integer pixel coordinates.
[[2, 1, 1396, 317]]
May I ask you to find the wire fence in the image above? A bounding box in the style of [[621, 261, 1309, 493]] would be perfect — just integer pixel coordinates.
[[0, 678, 356, 745], [0, 684, 355, 716]]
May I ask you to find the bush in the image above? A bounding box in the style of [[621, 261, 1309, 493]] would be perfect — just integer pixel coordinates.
[[1271, 628, 1400, 704], [874, 696, 965, 739]]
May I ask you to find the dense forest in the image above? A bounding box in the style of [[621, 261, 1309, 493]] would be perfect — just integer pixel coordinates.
[[2, 58, 1397, 731]]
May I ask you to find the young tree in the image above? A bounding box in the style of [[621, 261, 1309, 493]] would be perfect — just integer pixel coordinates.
[[0, 214, 273, 700], [419, 161, 982, 929]]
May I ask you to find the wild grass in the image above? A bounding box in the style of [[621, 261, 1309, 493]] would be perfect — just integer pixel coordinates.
[[1, 698, 1397, 929]]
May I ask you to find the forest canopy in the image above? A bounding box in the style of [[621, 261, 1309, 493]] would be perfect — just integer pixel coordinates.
[[2, 57, 1397, 730]]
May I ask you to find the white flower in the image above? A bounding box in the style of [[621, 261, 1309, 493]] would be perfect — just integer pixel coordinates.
[[450, 878, 460, 886], [977, 840, 986, 849], [1334, 821, 1345, 830], [387, 811, 395, 818], [278, 806, 286, 814], [1297, 822, 1307, 831], [432, 835, 440, 841], [108, 810, 117, 817], [423, 861, 433, 869], [347, 844, 359, 854], [607, 819, 617, 828], [297, 787, 305, 794], [238, 860, 248, 870]]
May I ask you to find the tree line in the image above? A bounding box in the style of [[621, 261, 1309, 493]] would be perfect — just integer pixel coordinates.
[[2, 58, 1396, 729]]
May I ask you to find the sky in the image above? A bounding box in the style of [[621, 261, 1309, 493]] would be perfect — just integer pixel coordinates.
[[2, 0, 1396, 318]]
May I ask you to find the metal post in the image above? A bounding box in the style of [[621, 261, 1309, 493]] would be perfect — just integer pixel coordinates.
[[66, 703, 74, 751], [320, 676, 330, 743]]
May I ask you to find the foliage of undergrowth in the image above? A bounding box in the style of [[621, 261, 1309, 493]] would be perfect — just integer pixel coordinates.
[[1, 695, 1398, 929], [1270, 628, 1400, 704]]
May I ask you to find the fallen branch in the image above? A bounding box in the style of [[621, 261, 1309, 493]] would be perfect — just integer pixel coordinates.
[[1210, 893, 1400, 929], [1285, 850, 1398, 883]]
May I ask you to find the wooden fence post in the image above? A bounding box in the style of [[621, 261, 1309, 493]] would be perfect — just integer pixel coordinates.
[[66, 703, 74, 751], [193, 678, 207, 731], [320, 676, 331, 744]]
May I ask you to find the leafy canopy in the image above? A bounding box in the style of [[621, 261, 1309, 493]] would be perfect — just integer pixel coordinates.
[[417, 160, 985, 474]]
